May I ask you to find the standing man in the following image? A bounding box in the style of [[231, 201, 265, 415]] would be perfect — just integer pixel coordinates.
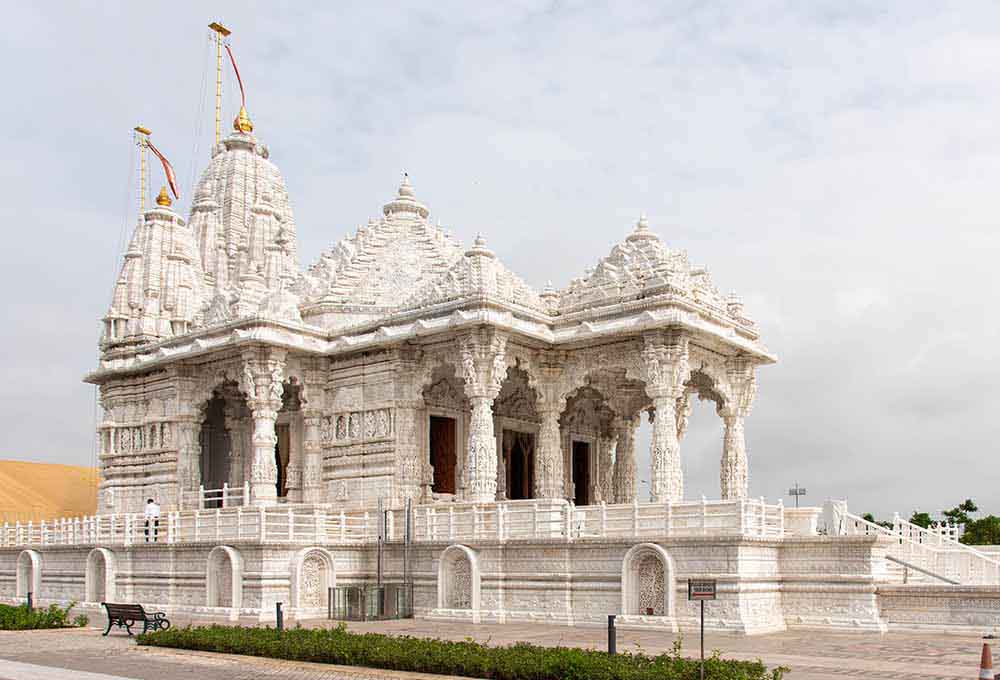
[[144, 498, 161, 542]]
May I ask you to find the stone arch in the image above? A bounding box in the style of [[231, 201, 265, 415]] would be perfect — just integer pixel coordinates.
[[291, 547, 336, 612], [85, 548, 117, 603], [437, 544, 480, 622], [494, 364, 539, 422], [15, 550, 41, 600], [621, 543, 676, 624], [206, 545, 243, 617]]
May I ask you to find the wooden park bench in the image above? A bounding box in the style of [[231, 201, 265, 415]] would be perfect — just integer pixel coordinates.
[[101, 602, 170, 636]]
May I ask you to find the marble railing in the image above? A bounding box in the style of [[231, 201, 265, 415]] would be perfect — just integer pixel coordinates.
[[842, 512, 1000, 585], [0, 497, 785, 549]]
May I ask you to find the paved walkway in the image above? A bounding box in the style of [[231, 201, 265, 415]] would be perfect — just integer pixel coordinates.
[[0, 621, 992, 680]]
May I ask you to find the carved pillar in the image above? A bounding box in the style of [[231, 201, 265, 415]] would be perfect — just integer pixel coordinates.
[[392, 349, 424, 505], [596, 433, 616, 503], [642, 332, 690, 503], [301, 359, 326, 505], [172, 372, 203, 509], [650, 395, 683, 502], [497, 433, 513, 500], [534, 407, 563, 499], [175, 417, 202, 507], [301, 412, 323, 503], [223, 404, 245, 487], [285, 415, 303, 503], [241, 348, 286, 506], [458, 330, 507, 503], [612, 416, 637, 503], [719, 356, 756, 500], [530, 353, 567, 500]]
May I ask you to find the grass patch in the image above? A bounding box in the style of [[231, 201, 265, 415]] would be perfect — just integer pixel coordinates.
[[0, 602, 88, 630], [139, 623, 787, 679]]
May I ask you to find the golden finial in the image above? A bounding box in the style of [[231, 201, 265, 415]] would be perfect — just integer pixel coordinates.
[[234, 105, 254, 133], [155, 186, 172, 207]]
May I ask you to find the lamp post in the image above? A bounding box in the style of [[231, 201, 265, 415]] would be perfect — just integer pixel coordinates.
[[788, 483, 807, 508]]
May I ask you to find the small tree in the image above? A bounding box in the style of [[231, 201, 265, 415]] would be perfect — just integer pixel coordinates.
[[909, 511, 933, 529], [960, 516, 1000, 546], [862, 512, 894, 529], [943, 499, 978, 526]]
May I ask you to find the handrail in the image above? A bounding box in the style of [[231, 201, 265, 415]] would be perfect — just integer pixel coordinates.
[[844, 511, 999, 585], [891, 515, 1000, 565], [0, 497, 786, 549], [885, 555, 959, 585]]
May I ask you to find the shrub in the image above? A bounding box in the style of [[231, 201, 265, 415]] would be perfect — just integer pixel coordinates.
[[0, 602, 87, 630], [139, 623, 787, 679]]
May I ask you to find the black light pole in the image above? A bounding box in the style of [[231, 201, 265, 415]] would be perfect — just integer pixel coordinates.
[[700, 599, 705, 680], [788, 482, 807, 508]]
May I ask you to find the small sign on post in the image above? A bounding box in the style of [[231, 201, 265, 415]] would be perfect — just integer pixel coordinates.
[[688, 579, 717, 601], [688, 580, 717, 680]]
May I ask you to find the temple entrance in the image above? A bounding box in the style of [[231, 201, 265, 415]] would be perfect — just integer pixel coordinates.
[[275, 424, 290, 498], [504, 430, 535, 500], [200, 394, 231, 507], [429, 416, 457, 494], [572, 441, 591, 506]]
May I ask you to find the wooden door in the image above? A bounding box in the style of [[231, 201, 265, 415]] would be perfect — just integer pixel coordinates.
[[429, 416, 457, 494]]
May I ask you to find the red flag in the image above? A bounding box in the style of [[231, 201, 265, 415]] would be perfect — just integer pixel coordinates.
[[146, 140, 179, 200], [225, 44, 247, 108]]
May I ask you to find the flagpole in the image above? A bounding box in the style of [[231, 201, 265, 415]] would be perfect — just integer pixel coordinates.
[[133, 126, 151, 213], [209, 22, 231, 145]]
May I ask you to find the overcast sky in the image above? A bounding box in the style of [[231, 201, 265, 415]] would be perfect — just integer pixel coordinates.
[[1, 2, 997, 518]]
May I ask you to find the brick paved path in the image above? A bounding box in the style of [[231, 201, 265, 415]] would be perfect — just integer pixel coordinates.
[[0, 620, 992, 680]]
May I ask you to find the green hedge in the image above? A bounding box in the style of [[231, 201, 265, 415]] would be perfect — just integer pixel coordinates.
[[139, 624, 787, 680], [0, 602, 88, 630]]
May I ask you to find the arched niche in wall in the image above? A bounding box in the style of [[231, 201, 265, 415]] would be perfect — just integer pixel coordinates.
[[436, 544, 480, 622], [621, 542, 677, 627], [85, 548, 117, 603], [16, 550, 41, 600], [206, 545, 243, 619], [291, 547, 336, 612]]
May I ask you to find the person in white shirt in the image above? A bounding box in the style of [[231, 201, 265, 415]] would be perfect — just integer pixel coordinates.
[[144, 498, 161, 542]]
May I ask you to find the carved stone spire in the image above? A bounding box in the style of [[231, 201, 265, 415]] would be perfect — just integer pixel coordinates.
[[102, 199, 204, 350]]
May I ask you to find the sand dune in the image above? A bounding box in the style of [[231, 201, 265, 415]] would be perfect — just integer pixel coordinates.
[[0, 460, 98, 523]]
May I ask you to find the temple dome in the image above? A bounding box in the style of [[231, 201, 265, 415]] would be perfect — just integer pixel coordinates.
[[187, 129, 299, 323], [298, 177, 463, 329], [102, 199, 205, 350], [558, 215, 755, 327], [399, 234, 546, 314]]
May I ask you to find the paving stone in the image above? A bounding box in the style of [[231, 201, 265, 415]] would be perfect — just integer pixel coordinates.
[[0, 622, 991, 680]]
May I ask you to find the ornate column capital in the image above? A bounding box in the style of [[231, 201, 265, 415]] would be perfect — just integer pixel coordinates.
[[458, 329, 508, 401], [641, 330, 691, 400], [718, 355, 756, 419], [241, 347, 287, 416]]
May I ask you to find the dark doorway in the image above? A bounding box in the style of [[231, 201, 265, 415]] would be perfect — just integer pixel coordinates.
[[275, 424, 290, 498], [572, 441, 590, 506], [429, 416, 457, 494], [200, 394, 231, 507], [505, 430, 535, 500]]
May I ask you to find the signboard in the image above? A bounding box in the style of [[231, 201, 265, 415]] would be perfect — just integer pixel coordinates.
[[687, 579, 717, 601]]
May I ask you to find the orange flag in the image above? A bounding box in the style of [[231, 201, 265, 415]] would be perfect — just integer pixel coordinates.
[[146, 140, 179, 199]]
